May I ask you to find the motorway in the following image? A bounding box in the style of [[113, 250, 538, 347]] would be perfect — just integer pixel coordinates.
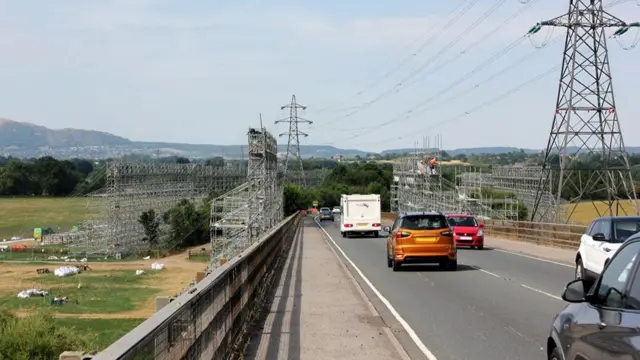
[[316, 220, 574, 360]]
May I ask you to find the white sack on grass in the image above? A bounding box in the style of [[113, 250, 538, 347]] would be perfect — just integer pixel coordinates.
[[54, 266, 79, 277], [151, 262, 165, 270]]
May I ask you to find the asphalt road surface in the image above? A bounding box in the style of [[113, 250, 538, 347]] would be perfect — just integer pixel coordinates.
[[316, 219, 574, 360]]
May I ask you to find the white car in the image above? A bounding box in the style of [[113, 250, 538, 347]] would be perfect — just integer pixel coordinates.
[[332, 207, 341, 214], [575, 216, 640, 283]]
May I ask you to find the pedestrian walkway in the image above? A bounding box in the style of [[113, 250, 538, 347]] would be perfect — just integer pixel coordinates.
[[243, 220, 408, 360]]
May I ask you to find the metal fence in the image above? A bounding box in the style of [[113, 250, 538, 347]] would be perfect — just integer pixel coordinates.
[[89, 212, 300, 360]]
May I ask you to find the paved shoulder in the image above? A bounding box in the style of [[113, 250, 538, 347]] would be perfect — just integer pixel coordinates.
[[244, 221, 407, 360]]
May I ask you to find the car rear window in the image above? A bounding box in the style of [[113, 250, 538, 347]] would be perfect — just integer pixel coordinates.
[[320, 208, 331, 214], [447, 216, 477, 227], [400, 215, 448, 230], [613, 219, 640, 243]]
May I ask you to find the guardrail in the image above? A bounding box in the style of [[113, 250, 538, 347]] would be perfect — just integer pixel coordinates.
[[70, 212, 300, 360], [381, 212, 587, 249]]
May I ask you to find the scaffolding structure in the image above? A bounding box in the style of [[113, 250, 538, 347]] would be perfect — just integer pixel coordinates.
[[58, 163, 247, 255], [392, 136, 525, 220], [210, 126, 283, 266]]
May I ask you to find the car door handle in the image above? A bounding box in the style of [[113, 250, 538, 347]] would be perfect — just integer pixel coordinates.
[[598, 322, 607, 329], [603, 247, 612, 252]]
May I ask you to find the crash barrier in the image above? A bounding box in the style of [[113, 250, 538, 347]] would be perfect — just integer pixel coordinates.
[[65, 212, 300, 360], [381, 212, 587, 249], [480, 219, 586, 249]]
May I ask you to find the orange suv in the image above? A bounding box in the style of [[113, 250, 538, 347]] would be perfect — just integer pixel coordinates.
[[385, 211, 457, 271]]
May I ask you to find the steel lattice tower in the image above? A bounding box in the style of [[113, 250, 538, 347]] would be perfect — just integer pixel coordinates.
[[275, 95, 312, 185], [530, 0, 639, 223]]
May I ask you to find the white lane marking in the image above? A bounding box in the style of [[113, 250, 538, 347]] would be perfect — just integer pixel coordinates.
[[314, 219, 438, 360], [473, 267, 501, 278], [520, 284, 562, 301], [493, 248, 574, 268]]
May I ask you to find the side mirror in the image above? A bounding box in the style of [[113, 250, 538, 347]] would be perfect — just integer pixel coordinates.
[[479, 223, 485, 228], [562, 279, 587, 303], [383, 226, 391, 233], [592, 233, 606, 241]]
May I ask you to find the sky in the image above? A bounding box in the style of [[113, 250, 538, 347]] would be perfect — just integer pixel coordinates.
[[0, 0, 639, 152]]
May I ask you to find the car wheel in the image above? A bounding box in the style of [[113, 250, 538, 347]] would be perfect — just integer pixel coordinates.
[[575, 258, 586, 280], [373, 231, 379, 238], [387, 252, 393, 268], [392, 260, 402, 272], [477, 245, 484, 250], [548, 346, 562, 360], [341, 232, 346, 238], [447, 260, 458, 271]]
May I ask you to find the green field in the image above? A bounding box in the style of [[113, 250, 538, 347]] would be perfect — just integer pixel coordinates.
[[1, 270, 161, 315], [54, 317, 146, 350], [0, 197, 101, 240]]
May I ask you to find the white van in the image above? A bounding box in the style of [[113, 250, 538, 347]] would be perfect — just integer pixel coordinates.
[[340, 194, 382, 238]]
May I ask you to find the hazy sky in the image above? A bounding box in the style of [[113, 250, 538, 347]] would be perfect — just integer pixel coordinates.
[[0, 0, 639, 152]]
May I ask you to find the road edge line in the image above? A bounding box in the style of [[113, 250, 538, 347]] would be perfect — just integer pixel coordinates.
[[313, 217, 438, 360]]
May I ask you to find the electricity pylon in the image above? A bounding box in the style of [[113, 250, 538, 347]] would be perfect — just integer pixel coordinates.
[[530, 0, 639, 223], [275, 95, 312, 186]]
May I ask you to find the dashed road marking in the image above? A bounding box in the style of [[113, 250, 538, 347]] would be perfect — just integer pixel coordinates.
[[520, 284, 562, 301]]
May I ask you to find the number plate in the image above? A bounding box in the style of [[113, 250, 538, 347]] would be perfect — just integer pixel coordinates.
[[460, 236, 473, 240], [415, 237, 437, 243], [356, 223, 368, 227]]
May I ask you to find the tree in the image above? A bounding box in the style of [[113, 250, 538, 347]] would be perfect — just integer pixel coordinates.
[[138, 209, 161, 249]]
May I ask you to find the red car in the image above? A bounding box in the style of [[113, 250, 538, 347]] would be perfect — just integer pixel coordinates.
[[446, 214, 484, 249]]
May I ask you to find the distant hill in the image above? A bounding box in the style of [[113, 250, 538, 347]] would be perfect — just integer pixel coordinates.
[[0, 118, 638, 159], [0, 118, 131, 148]]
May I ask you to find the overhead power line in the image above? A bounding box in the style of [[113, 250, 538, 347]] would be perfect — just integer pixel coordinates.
[[351, 64, 560, 149], [332, 35, 563, 134], [337, 0, 510, 120], [309, 0, 476, 114]]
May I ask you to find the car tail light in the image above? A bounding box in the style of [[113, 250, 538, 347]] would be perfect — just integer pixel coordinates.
[[396, 231, 411, 239], [344, 224, 353, 228], [373, 223, 381, 227]]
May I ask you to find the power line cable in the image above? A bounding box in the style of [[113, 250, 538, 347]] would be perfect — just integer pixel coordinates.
[[351, 64, 560, 149], [321, 32, 550, 142], [338, 0, 509, 119], [313, 0, 509, 128], [332, 35, 563, 133], [309, 0, 473, 114]]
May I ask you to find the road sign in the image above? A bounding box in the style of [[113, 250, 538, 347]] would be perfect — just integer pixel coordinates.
[[313, 201, 319, 207]]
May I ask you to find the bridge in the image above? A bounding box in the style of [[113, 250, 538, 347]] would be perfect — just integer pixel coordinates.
[[53, 0, 640, 357], [60, 209, 582, 360]]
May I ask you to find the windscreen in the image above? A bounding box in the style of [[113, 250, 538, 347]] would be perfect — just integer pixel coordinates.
[[613, 219, 640, 243], [447, 216, 477, 227], [400, 215, 448, 230]]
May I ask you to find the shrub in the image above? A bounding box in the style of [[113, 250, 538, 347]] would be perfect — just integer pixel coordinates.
[[0, 310, 95, 360]]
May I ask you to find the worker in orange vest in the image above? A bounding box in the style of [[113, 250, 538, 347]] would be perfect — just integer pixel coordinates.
[[428, 157, 437, 174]]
